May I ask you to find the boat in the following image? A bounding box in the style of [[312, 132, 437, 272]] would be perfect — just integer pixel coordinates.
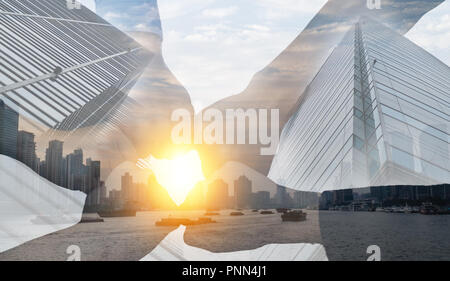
[[252, 209, 259, 212], [281, 210, 307, 222], [402, 203, 412, 214], [375, 207, 385, 212], [276, 208, 291, 213], [98, 209, 136, 218], [155, 217, 216, 226], [420, 203, 438, 215], [230, 211, 244, 216], [260, 210, 274, 215], [80, 213, 104, 223], [204, 212, 220, 216]]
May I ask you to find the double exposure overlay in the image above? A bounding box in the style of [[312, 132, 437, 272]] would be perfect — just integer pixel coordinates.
[[0, 0, 449, 265]]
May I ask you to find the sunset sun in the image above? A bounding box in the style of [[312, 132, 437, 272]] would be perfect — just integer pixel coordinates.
[[137, 150, 205, 206]]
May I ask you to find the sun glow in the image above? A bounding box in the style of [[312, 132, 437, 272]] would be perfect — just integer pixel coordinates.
[[137, 150, 205, 206]]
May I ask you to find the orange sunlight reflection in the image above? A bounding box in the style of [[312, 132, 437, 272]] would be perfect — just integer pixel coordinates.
[[137, 150, 205, 206]]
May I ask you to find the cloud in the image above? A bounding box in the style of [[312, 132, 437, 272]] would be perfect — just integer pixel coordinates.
[[95, 0, 162, 36], [78, 0, 96, 12], [202, 6, 238, 18], [158, 0, 214, 20], [256, 0, 328, 19], [103, 12, 126, 21], [406, 1, 450, 65], [134, 23, 155, 32], [158, 0, 327, 110]]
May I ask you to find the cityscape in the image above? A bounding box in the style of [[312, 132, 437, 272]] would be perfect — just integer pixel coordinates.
[[109, 173, 321, 211], [1, 99, 319, 212], [0, 0, 449, 263], [1, 100, 104, 209], [2, 98, 450, 214], [2, 97, 318, 212]]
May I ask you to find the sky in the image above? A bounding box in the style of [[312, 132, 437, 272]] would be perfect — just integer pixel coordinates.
[[157, 0, 328, 111], [406, 0, 450, 66], [80, 0, 329, 111], [80, 0, 450, 111], [95, 0, 162, 36]]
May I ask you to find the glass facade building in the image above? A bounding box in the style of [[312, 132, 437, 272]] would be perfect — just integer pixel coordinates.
[[268, 17, 450, 192], [0, 100, 18, 158], [0, 0, 151, 135]]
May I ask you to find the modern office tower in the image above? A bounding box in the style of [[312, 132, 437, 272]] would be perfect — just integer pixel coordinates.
[[99, 181, 107, 204], [45, 140, 64, 186], [109, 189, 123, 207], [86, 160, 101, 207], [66, 148, 85, 190], [269, 17, 450, 192], [0, 100, 18, 158], [39, 160, 47, 178], [369, 184, 449, 203], [207, 179, 229, 209], [293, 191, 319, 209], [16, 130, 36, 169], [332, 189, 354, 206], [0, 0, 152, 138], [274, 185, 292, 207], [34, 157, 40, 173], [234, 175, 252, 209], [254, 191, 271, 209], [121, 172, 134, 202]]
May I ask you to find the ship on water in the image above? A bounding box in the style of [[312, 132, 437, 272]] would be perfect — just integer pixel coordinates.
[[281, 210, 307, 222]]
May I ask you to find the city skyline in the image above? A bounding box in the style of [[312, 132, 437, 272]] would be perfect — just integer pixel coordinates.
[[3, 92, 449, 212], [0, 100, 105, 209], [111, 169, 321, 210]]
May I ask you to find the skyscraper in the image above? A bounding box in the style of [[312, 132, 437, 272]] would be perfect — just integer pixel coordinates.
[[293, 191, 319, 209], [99, 181, 107, 204], [39, 160, 47, 178], [234, 175, 252, 209], [207, 179, 229, 209], [254, 191, 271, 209], [269, 17, 450, 192], [274, 185, 292, 208], [0, 100, 18, 159], [66, 148, 85, 190], [45, 140, 64, 186], [16, 131, 36, 170], [121, 172, 133, 202], [0, 0, 152, 139], [86, 160, 101, 207]]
